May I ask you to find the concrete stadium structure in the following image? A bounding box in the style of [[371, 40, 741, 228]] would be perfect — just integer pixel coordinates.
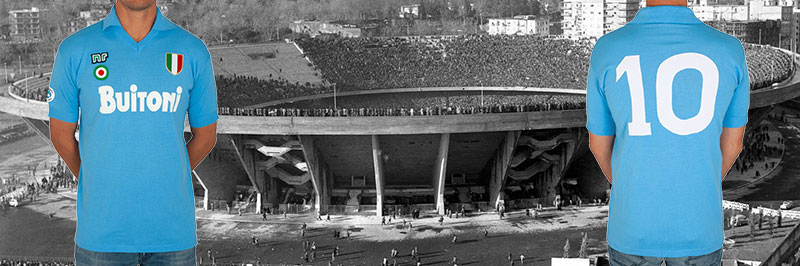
[[2, 46, 799, 218]]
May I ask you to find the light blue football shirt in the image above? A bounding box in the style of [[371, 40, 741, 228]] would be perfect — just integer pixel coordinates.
[[48, 5, 219, 252], [585, 5, 750, 257]]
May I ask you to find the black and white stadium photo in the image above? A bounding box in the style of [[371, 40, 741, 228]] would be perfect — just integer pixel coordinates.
[[0, 0, 799, 265]]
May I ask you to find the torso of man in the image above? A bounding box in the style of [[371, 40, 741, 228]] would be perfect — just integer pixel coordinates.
[[585, 5, 750, 257], [47, 5, 219, 252]]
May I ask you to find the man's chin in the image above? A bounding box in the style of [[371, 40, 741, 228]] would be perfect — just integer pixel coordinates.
[[118, 0, 155, 11]]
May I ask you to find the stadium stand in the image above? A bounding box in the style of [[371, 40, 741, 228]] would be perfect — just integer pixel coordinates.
[[8, 73, 51, 103], [295, 35, 593, 91], [9, 36, 794, 117]]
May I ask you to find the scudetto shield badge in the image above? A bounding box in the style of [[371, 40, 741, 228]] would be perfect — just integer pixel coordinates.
[[165, 52, 184, 75]]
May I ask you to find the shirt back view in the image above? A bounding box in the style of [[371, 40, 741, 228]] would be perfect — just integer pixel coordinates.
[[585, 5, 750, 257]]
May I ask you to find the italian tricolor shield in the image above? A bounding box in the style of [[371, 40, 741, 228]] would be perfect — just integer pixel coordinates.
[[165, 52, 184, 75]]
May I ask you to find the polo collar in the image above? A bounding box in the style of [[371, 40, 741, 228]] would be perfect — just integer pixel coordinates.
[[102, 4, 175, 31], [630, 5, 703, 24]]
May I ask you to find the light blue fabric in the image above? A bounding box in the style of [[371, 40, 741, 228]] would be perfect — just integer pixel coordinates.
[[48, 5, 218, 252], [585, 5, 749, 257]]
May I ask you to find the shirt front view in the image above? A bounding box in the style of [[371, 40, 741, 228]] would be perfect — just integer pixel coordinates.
[[48, 5, 219, 252], [586, 6, 750, 257]]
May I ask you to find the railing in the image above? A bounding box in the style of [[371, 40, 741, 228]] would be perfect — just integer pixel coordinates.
[[317, 204, 353, 214], [505, 198, 544, 209], [313, 203, 450, 215], [761, 221, 800, 266], [0, 186, 29, 201], [0, 255, 74, 264], [447, 201, 493, 212], [218, 102, 586, 117], [277, 203, 313, 214], [203, 199, 260, 214], [230, 202, 501, 215]]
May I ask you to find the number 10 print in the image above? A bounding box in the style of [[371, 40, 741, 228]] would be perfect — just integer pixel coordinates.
[[616, 53, 719, 136]]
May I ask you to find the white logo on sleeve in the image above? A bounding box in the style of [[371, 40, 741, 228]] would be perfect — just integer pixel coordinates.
[[46, 87, 55, 103], [98, 84, 183, 114]]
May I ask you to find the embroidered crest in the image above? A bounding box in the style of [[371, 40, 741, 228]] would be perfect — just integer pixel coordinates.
[[165, 52, 184, 75]]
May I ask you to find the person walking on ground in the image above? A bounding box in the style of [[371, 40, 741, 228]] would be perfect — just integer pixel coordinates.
[[586, 0, 749, 264]]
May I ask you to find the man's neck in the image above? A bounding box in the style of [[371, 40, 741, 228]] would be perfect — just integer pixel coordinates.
[[114, 2, 157, 42], [646, 0, 688, 6]]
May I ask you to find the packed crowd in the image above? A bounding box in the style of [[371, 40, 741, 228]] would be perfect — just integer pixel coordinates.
[[744, 43, 794, 89], [9, 37, 795, 120], [212, 37, 791, 116], [0, 160, 75, 211], [216, 74, 328, 108], [217, 94, 586, 117], [296, 34, 593, 91], [731, 123, 782, 177], [43, 160, 76, 193]]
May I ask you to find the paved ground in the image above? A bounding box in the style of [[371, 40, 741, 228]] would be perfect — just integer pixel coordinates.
[[723, 106, 800, 206], [3, 186, 796, 265], [721, 120, 783, 191]]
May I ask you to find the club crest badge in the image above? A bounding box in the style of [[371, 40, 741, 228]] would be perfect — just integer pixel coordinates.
[[165, 52, 184, 75], [94, 65, 108, 80]]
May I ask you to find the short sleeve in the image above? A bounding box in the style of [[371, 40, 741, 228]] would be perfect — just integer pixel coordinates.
[[723, 45, 750, 128], [585, 46, 615, 136], [188, 46, 219, 128], [48, 40, 80, 123]]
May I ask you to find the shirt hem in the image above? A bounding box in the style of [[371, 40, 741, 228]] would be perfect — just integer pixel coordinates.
[[586, 125, 615, 136], [75, 238, 198, 253], [608, 238, 722, 257], [189, 115, 219, 129], [48, 113, 78, 124], [722, 119, 748, 128]]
